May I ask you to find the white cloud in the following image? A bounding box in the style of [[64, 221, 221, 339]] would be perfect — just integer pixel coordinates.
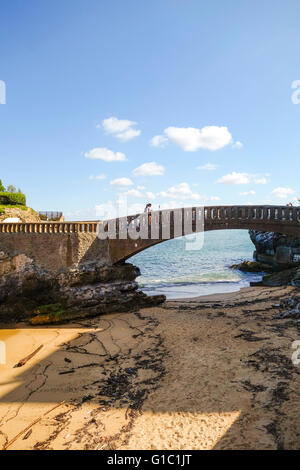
[[89, 174, 107, 180], [123, 189, 144, 198], [233, 141, 243, 149], [150, 135, 168, 148], [102, 117, 134, 134], [95, 201, 119, 219], [133, 161, 165, 176], [110, 177, 133, 187], [254, 177, 267, 184], [158, 182, 204, 201], [117, 128, 141, 141], [217, 172, 251, 185], [157, 183, 221, 203], [95, 200, 144, 218], [146, 192, 156, 199], [240, 190, 256, 196], [271, 187, 295, 199], [164, 126, 233, 151], [197, 163, 218, 171], [218, 172, 269, 185], [126, 203, 145, 215], [85, 147, 126, 162], [101, 116, 141, 141], [137, 185, 146, 190]]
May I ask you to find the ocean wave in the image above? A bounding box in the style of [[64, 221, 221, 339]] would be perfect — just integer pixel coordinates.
[[137, 271, 242, 287], [131, 230, 262, 298]]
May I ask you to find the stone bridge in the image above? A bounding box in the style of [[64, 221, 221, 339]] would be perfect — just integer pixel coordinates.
[[0, 205, 299, 270]]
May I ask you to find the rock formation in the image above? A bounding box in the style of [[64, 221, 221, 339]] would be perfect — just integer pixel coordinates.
[[230, 230, 300, 288], [244, 230, 300, 287], [258, 266, 300, 288], [230, 260, 273, 273], [0, 206, 41, 223], [0, 250, 165, 324], [249, 230, 300, 269]]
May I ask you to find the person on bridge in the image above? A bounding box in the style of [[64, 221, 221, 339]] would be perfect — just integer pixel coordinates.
[[144, 203, 152, 225]]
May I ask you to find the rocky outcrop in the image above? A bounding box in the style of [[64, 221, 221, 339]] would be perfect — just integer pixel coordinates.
[[0, 206, 41, 223], [259, 267, 300, 288], [0, 250, 165, 324], [233, 231, 300, 286], [230, 260, 274, 273], [249, 230, 300, 269]]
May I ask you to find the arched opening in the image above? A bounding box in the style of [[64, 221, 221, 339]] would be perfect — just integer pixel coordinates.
[[129, 229, 263, 299]]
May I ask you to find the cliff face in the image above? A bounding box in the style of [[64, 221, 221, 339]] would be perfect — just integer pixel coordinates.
[[249, 230, 300, 268], [0, 249, 165, 324]]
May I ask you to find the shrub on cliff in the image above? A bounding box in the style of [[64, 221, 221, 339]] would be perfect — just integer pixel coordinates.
[[0, 191, 26, 206]]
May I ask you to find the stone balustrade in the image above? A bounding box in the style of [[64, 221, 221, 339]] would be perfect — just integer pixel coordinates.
[[0, 205, 299, 266], [0, 221, 99, 233], [0, 206, 300, 235]]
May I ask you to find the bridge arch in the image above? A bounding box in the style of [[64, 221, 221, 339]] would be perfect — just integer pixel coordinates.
[[0, 205, 299, 266], [105, 205, 300, 263]]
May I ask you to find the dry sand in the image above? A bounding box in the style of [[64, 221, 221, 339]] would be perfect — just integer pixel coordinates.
[[0, 285, 300, 450]]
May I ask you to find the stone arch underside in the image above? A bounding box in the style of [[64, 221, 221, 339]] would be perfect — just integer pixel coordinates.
[[108, 219, 300, 264]]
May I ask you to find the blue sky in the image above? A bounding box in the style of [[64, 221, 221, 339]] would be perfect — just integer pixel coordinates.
[[0, 0, 299, 220]]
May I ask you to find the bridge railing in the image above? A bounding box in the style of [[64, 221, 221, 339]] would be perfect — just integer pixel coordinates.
[[99, 205, 300, 227], [202, 206, 300, 222], [96, 205, 300, 239], [0, 221, 99, 233], [0, 206, 299, 234]]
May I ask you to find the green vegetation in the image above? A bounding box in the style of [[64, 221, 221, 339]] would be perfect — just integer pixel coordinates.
[[0, 204, 28, 215], [0, 192, 26, 206], [33, 303, 64, 315], [0, 178, 26, 207], [29, 303, 71, 325]]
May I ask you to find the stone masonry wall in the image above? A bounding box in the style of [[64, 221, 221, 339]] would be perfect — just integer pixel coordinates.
[[0, 232, 165, 323], [0, 232, 111, 271]]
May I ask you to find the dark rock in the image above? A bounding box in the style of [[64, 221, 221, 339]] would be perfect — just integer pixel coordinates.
[[230, 260, 274, 273], [0, 251, 165, 324], [249, 230, 300, 269], [261, 267, 300, 287]]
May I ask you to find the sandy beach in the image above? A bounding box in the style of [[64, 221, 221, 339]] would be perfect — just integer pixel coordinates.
[[0, 285, 299, 450]]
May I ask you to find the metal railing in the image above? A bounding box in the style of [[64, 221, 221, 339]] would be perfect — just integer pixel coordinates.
[[39, 211, 63, 220]]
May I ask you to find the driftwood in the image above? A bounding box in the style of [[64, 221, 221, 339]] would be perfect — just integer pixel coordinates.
[[2, 401, 65, 450], [13, 345, 43, 368]]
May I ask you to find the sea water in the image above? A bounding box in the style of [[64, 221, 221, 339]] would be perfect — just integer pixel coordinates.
[[130, 230, 264, 299]]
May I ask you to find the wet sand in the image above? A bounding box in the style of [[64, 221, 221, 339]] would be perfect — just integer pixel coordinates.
[[0, 285, 300, 450]]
